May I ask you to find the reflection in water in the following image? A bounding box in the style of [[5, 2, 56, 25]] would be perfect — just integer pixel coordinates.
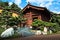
[[17, 27, 35, 37], [1, 27, 35, 38]]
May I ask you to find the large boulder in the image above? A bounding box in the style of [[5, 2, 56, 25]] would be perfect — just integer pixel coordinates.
[[1, 27, 14, 38], [43, 27, 47, 35], [35, 30, 42, 35]]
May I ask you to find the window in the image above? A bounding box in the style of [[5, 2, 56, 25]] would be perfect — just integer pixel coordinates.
[[33, 17, 38, 21]]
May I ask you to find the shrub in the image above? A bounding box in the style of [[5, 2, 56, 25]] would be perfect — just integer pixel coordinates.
[[32, 19, 58, 33], [0, 27, 5, 35]]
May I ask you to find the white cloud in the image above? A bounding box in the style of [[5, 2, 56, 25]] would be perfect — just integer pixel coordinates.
[[9, 2, 13, 6], [8, 0, 22, 8], [26, 0, 53, 7], [26, 0, 60, 13], [40, 2, 52, 8], [51, 10, 60, 14], [26, 0, 53, 3], [26, 0, 53, 4], [14, 0, 21, 6]]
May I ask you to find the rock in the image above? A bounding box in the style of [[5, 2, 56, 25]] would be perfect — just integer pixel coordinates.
[[50, 30, 52, 34], [42, 31, 47, 35], [44, 27, 47, 33], [1, 27, 14, 38], [35, 30, 41, 35], [43, 27, 47, 35]]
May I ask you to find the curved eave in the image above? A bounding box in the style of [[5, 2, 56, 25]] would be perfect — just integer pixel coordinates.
[[22, 4, 46, 13]]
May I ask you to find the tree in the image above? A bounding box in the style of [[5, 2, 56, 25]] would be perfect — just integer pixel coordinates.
[[0, 10, 22, 28], [0, 2, 26, 28], [50, 13, 60, 31], [32, 19, 45, 30], [0, 10, 12, 27], [32, 19, 58, 33], [10, 3, 21, 13], [0, 2, 9, 8]]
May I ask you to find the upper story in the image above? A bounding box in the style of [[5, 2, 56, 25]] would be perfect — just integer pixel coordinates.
[[22, 4, 51, 22]]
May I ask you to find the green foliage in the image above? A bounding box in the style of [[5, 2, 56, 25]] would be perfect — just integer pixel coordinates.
[[50, 13, 60, 32], [44, 22, 56, 27], [32, 19, 44, 27], [51, 13, 60, 24], [32, 19, 56, 27], [0, 27, 5, 35], [10, 3, 21, 13], [32, 19, 57, 32], [0, 10, 12, 26], [0, 2, 21, 13], [0, 10, 21, 27], [39, 26, 44, 31], [0, 2, 22, 27], [0, 2, 9, 8], [8, 16, 21, 26]]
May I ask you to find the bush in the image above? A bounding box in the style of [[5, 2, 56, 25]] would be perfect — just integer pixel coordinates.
[[32, 19, 58, 33], [0, 27, 5, 35]]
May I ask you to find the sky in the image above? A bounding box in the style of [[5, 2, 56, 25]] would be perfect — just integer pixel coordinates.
[[1, 0, 60, 14]]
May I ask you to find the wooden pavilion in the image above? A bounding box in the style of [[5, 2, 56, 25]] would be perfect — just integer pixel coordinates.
[[22, 4, 51, 27]]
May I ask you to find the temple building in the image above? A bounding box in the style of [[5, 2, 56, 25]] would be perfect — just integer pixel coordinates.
[[22, 4, 51, 27]]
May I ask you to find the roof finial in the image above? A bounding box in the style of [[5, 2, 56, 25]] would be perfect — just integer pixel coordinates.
[[28, 2, 31, 4]]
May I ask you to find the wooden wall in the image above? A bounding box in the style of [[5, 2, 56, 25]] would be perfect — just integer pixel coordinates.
[[23, 9, 43, 26]]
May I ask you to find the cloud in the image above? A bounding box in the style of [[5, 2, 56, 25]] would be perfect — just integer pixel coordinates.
[[14, 0, 21, 6], [3, 0, 60, 13], [26, 0, 55, 9], [26, 0, 54, 7], [40, 1, 52, 8], [8, 0, 22, 8], [51, 7, 60, 14], [26, 0, 53, 3], [52, 11, 60, 14], [26, 0, 53, 4], [9, 2, 13, 6], [26, 0, 60, 13]]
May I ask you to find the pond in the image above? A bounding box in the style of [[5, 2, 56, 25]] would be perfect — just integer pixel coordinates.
[[0, 27, 35, 38], [17, 27, 35, 37]]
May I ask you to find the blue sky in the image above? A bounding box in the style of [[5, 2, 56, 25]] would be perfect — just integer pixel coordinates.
[[1, 0, 60, 14]]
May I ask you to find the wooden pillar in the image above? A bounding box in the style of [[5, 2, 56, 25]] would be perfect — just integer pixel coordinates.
[[27, 12, 32, 27], [38, 14, 41, 20]]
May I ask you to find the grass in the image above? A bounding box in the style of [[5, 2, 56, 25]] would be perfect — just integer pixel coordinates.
[[0, 27, 5, 35], [0, 27, 5, 40]]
